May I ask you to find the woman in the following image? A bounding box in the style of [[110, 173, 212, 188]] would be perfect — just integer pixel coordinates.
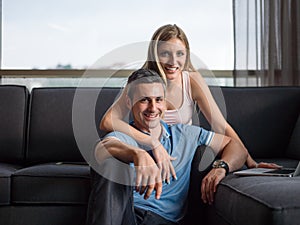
[[100, 24, 279, 190]]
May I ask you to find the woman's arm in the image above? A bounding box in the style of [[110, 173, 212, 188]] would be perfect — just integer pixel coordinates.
[[189, 71, 280, 169], [100, 86, 177, 182], [189, 71, 239, 141]]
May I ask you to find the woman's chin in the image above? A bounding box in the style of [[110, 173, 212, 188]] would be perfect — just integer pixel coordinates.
[[165, 73, 180, 81]]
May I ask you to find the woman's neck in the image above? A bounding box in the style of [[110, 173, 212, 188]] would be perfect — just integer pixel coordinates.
[[165, 72, 184, 110], [166, 72, 182, 89]]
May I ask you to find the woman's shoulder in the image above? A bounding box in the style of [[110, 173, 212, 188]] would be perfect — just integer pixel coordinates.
[[186, 70, 202, 78], [186, 70, 209, 100], [186, 70, 206, 85]]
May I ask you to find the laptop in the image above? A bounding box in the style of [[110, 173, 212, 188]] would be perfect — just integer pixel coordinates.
[[234, 161, 300, 177]]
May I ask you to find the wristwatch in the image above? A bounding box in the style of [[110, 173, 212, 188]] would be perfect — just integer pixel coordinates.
[[212, 160, 229, 175]]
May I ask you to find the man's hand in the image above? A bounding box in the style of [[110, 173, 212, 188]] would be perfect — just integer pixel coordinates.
[[152, 143, 177, 184], [133, 150, 163, 200], [95, 138, 163, 200], [201, 168, 226, 205]]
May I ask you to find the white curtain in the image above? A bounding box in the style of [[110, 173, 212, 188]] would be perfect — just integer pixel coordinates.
[[233, 0, 300, 86]]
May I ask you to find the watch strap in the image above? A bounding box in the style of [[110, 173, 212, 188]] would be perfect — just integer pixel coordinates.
[[212, 160, 229, 175]]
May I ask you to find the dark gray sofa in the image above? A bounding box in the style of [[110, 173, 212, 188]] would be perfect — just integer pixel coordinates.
[[0, 85, 299, 225]]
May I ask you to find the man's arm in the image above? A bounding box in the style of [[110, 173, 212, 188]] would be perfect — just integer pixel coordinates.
[[95, 137, 163, 200], [209, 134, 248, 172], [201, 133, 248, 205]]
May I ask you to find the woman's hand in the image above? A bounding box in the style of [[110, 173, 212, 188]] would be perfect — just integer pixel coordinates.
[[152, 143, 177, 184], [246, 155, 282, 169], [254, 162, 282, 169]]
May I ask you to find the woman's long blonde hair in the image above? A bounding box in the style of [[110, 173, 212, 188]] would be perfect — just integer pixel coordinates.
[[142, 24, 196, 84]]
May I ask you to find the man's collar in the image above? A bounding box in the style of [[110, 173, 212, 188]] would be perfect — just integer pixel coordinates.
[[129, 120, 171, 138], [160, 121, 171, 138], [129, 121, 150, 136]]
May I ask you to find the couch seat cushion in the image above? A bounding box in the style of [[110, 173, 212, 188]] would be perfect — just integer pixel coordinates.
[[0, 163, 22, 205], [214, 173, 300, 225], [11, 163, 90, 204]]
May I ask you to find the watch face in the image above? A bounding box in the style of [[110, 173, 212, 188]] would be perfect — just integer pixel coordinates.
[[213, 160, 226, 168], [219, 161, 226, 168]]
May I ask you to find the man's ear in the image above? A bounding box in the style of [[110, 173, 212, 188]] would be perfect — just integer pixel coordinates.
[[125, 95, 132, 109]]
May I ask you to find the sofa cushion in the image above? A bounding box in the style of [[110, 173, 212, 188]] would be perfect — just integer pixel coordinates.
[[0, 164, 22, 205], [0, 205, 87, 225], [287, 115, 300, 160], [213, 165, 300, 225], [0, 85, 28, 163], [11, 163, 90, 204], [72, 87, 122, 166], [27, 87, 122, 164], [200, 87, 300, 158], [27, 88, 84, 164], [94, 87, 123, 138]]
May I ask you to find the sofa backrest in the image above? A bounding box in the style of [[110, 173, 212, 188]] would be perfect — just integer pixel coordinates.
[[16, 85, 300, 163], [26, 87, 122, 164], [72, 87, 122, 165], [198, 86, 300, 158], [27, 88, 82, 164], [94, 88, 123, 138], [0, 85, 28, 164]]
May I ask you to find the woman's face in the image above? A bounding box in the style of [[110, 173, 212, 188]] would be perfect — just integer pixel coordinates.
[[157, 37, 187, 81]]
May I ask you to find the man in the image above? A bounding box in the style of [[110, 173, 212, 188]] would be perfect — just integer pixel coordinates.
[[86, 69, 247, 225]]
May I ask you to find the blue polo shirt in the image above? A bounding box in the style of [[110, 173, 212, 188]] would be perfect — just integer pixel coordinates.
[[104, 121, 214, 222]]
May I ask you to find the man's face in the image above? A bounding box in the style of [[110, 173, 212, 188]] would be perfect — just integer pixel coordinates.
[[129, 82, 165, 133]]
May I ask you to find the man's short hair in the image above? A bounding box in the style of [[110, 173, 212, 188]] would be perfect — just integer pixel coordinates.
[[127, 69, 166, 100]]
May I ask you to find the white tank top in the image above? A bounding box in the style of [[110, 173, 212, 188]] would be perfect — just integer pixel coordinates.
[[163, 71, 195, 125]]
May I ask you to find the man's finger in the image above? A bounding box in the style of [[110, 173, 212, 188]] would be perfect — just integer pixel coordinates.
[[201, 178, 208, 203]]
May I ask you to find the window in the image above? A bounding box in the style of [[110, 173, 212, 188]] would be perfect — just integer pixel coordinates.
[[2, 0, 233, 70]]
